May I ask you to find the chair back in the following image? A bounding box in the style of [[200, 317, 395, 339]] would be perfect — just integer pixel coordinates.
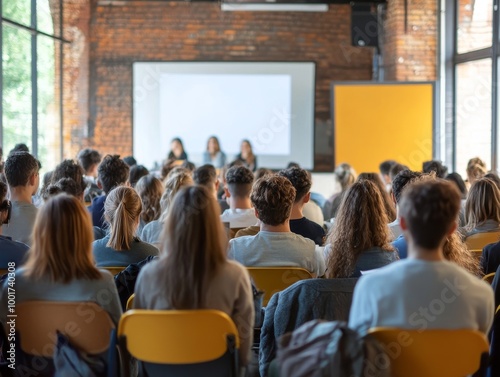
[[126, 293, 135, 311], [118, 309, 239, 376], [246, 267, 313, 306], [465, 231, 500, 250], [483, 272, 496, 284], [102, 266, 126, 276], [15, 301, 115, 356], [368, 327, 489, 377]]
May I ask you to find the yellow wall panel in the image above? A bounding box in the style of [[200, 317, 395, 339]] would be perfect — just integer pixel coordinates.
[[332, 82, 434, 174]]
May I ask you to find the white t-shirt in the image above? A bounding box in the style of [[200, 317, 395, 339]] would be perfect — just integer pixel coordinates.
[[388, 219, 403, 241], [348, 258, 494, 335], [3, 201, 38, 246], [220, 208, 258, 228], [227, 231, 326, 277]]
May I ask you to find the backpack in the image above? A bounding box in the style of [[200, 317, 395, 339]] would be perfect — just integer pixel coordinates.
[[276, 320, 390, 377]]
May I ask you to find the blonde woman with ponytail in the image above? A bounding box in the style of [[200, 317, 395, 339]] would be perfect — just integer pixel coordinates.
[[92, 186, 159, 267]]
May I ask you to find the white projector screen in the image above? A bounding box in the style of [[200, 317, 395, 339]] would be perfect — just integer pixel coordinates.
[[133, 62, 315, 170]]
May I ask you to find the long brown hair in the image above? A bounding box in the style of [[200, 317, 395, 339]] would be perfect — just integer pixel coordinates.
[[326, 180, 394, 278], [357, 172, 396, 222], [464, 178, 500, 232], [24, 194, 101, 283], [158, 185, 227, 309], [105, 186, 142, 251], [135, 175, 163, 224], [159, 168, 193, 222], [443, 231, 481, 276]]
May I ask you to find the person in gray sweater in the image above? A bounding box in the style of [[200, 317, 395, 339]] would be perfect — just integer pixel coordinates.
[[93, 186, 158, 267]]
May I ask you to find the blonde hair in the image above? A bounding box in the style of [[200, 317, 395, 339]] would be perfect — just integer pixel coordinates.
[[158, 185, 227, 308], [334, 163, 357, 191], [135, 175, 164, 224], [326, 180, 394, 278], [24, 194, 100, 283], [466, 157, 487, 185], [464, 178, 500, 232], [105, 186, 142, 251], [159, 168, 193, 222], [443, 231, 481, 276]]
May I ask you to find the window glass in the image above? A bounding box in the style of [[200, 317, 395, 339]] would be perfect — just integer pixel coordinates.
[[457, 0, 493, 54]]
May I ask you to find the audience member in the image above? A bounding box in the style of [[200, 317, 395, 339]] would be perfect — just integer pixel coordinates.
[[485, 172, 500, 190], [8, 143, 29, 156], [135, 175, 163, 235], [461, 178, 500, 238], [228, 175, 325, 277], [379, 159, 396, 190], [141, 168, 193, 247], [357, 172, 396, 222], [443, 231, 480, 276], [278, 166, 325, 245], [323, 162, 356, 221], [181, 160, 196, 173], [445, 172, 468, 200], [123, 155, 137, 167], [255, 168, 273, 180], [466, 157, 487, 187], [389, 162, 409, 182], [193, 164, 219, 198], [49, 159, 87, 201], [42, 178, 81, 201], [93, 186, 159, 267], [236, 139, 257, 172], [134, 185, 254, 366], [325, 180, 398, 278], [129, 164, 149, 188], [348, 180, 494, 335], [220, 166, 258, 229], [423, 160, 448, 178], [2, 152, 39, 246], [77, 148, 103, 202], [167, 137, 188, 160], [0, 194, 122, 327], [88, 154, 129, 229], [0, 181, 29, 268], [203, 136, 226, 168]]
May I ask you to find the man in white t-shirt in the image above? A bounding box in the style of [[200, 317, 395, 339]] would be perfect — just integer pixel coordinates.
[[228, 175, 325, 277], [220, 165, 258, 228], [349, 180, 494, 335]]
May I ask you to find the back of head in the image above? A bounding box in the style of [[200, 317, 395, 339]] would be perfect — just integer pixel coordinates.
[[379, 160, 396, 176], [399, 180, 461, 249], [484, 172, 500, 190], [391, 170, 422, 204], [160, 168, 194, 221], [465, 178, 500, 230], [278, 166, 311, 203], [357, 172, 396, 221], [225, 165, 254, 198], [24, 194, 99, 283], [251, 175, 296, 226], [129, 164, 149, 188], [135, 175, 164, 223], [467, 157, 487, 183], [254, 168, 273, 181], [43, 178, 80, 201], [51, 159, 86, 197], [445, 172, 468, 199], [97, 155, 130, 193], [161, 185, 226, 308], [389, 163, 410, 181], [77, 148, 101, 173], [9, 143, 29, 155], [193, 164, 217, 187], [0, 181, 8, 223], [180, 160, 196, 172], [423, 160, 448, 178], [123, 156, 137, 167], [326, 179, 392, 278], [334, 163, 357, 191], [4, 152, 39, 188], [105, 186, 142, 250]]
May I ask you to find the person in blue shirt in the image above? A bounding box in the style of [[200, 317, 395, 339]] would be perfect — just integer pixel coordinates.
[[0, 181, 29, 268]]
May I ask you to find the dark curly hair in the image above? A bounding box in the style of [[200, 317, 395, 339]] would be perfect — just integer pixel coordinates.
[[391, 169, 422, 204], [278, 166, 311, 203], [43, 178, 80, 201], [423, 160, 448, 179], [129, 165, 149, 188], [193, 164, 217, 187], [51, 159, 86, 197], [225, 165, 254, 198], [97, 155, 129, 194], [251, 175, 296, 226]]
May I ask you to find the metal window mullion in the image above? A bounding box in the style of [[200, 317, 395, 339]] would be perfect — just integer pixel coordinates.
[[59, 0, 63, 161], [31, 0, 37, 157], [492, 0, 499, 172]]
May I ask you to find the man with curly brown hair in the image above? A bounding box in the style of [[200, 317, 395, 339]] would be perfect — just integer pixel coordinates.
[[227, 175, 325, 276]]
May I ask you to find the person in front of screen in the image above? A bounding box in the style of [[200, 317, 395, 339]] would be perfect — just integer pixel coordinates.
[[236, 139, 257, 172], [203, 136, 226, 168], [167, 137, 188, 161]]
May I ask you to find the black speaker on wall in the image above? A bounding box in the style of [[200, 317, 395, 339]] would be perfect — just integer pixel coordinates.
[[351, 3, 379, 48]]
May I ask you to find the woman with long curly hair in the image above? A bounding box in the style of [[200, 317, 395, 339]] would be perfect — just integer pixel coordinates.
[[325, 180, 398, 278], [442, 231, 481, 276], [357, 172, 396, 222], [135, 174, 164, 235]]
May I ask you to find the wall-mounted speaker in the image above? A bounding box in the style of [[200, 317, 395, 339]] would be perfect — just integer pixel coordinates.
[[351, 3, 379, 48]]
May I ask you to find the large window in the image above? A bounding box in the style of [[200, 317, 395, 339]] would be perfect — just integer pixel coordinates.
[[1, 0, 64, 171]]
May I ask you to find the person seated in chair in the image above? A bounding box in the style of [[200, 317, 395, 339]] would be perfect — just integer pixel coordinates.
[[349, 180, 494, 335]]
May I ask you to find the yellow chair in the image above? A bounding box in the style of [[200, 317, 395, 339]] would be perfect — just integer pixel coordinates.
[[12, 301, 115, 357], [367, 327, 489, 377], [483, 272, 496, 284], [126, 293, 135, 311], [118, 309, 239, 377], [465, 231, 500, 250], [246, 267, 313, 306], [102, 266, 125, 276]]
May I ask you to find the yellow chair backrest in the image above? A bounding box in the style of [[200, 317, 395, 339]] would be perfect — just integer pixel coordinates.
[[368, 327, 489, 377], [246, 267, 313, 306], [126, 293, 135, 311], [465, 231, 500, 250], [118, 309, 239, 364], [482, 272, 496, 284], [102, 266, 126, 276], [14, 301, 115, 356]]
